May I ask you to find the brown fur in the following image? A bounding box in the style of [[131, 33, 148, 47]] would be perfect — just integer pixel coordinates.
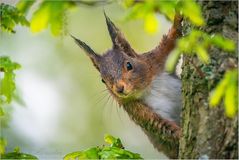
[[72, 13, 182, 158], [123, 100, 181, 158]]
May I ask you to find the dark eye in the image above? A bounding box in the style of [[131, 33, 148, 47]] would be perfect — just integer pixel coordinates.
[[126, 62, 133, 71], [101, 79, 106, 84]]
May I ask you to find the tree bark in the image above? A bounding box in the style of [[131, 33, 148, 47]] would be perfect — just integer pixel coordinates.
[[179, 1, 238, 159]]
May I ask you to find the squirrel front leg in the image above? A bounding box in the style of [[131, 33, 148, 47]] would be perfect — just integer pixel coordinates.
[[143, 14, 183, 67], [135, 14, 183, 158], [123, 100, 181, 158]]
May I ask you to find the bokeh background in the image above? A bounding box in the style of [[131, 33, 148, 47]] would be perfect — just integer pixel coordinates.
[[0, 1, 171, 159]]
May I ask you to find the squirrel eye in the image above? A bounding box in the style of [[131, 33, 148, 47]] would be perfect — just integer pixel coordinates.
[[101, 79, 106, 84], [126, 62, 133, 71]]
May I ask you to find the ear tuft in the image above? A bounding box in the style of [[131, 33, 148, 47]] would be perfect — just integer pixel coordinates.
[[71, 34, 101, 70], [71, 34, 97, 56], [103, 11, 119, 47], [103, 12, 138, 57]]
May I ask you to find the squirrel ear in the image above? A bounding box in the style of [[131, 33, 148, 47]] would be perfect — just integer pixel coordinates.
[[104, 12, 137, 57], [71, 35, 101, 70]]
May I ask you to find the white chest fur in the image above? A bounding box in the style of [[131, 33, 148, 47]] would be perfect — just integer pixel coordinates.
[[143, 72, 182, 125]]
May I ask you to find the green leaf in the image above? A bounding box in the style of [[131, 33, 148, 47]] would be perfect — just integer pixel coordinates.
[[224, 82, 236, 118], [180, 0, 204, 26], [99, 146, 142, 159], [156, 1, 177, 21], [210, 35, 236, 52], [209, 69, 238, 118], [1, 72, 14, 103], [30, 1, 76, 36], [0, 141, 38, 159], [104, 134, 116, 145], [144, 13, 159, 34], [0, 56, 21, 71], [64, 147, 100, 160], [209, 71, 230, 107], [224, 70, 238, 118], [104, 134, 124, 148], [122, 0, 135, 8], [1, 152, 38, 159], [0, 56, 21, 105], [0, 138, 7, 154], [64, 151, 83, 160], [16, 0, 35, 15], [14, 146, 20, 153], [30, 2, 50, 33], [195, 45, 210, 64], [165, 49, 181, 72], [177, 38, 191, 52]]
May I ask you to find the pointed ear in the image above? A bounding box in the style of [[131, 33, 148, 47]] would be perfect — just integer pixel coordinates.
[[104, 12, 137, 57], [71, 35, 101, 70]]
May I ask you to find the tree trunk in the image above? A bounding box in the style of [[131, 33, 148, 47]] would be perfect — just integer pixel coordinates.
[[179, 1, 238, 159]]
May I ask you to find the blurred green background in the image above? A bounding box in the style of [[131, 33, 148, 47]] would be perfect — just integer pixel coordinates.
[[0, 1, 171, 159]]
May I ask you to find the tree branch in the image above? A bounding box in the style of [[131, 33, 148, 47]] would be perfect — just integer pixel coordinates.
[[74, 0, 113, 7]]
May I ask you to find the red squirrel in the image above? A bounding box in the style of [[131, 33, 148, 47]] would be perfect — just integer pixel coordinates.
[[71, 12, 182, 158]]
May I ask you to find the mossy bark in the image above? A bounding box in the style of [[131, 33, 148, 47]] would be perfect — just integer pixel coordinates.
[[179, 1, 238, 159]]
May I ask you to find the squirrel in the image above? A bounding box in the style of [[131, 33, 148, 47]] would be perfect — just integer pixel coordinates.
[[71, 12, 183, 158]]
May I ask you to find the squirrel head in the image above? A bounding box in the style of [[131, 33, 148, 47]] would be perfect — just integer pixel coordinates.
[[72, 13, 165, 100]]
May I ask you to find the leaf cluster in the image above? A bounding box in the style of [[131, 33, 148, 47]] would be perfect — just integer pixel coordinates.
[[123, 0, 204, 34], [209, 69, 238, 118], [0, 56, 21, 115], [30, 1, 76, 36], [0, 3, 29, 33], [0, 146, 38, 159], [1, 0, 76, 36], [166, 30, 236, 71], [64, 134, 143, 160]]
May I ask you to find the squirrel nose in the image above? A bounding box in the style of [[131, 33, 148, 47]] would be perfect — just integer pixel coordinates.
[[116, 85, 124, 94]]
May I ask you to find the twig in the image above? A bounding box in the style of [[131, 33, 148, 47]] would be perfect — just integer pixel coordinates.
[[74, 0, 114, 7], [189, 58, 206, 78]]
